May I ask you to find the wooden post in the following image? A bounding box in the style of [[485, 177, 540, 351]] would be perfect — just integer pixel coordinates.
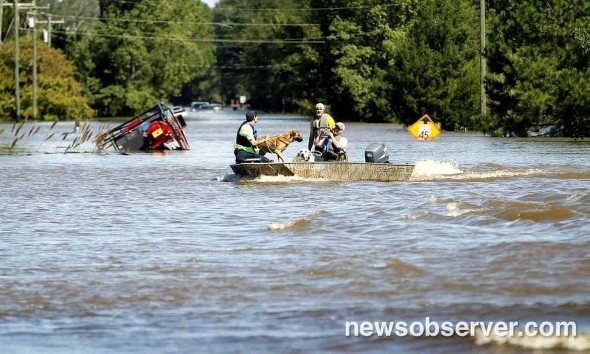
[[13, 0, 20, 121], [32, 13, 37, 120], [47, 12, 51, 47], [480, 0, 486, 119], [0, 0, 4, 45]]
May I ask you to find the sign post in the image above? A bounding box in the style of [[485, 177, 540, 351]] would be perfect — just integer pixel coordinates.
[[408, 114, 441, 141]]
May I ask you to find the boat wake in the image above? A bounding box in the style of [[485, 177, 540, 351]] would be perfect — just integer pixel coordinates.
[[268, 218, 311, 230], [410, 160, 463, 180], [410, 160, 545, 181], [267, 210, 328, 231]]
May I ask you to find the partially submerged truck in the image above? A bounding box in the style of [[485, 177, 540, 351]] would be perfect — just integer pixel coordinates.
[[100, 103, 189, 152]]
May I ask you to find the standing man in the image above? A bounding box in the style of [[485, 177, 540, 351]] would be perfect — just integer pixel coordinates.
[[234, 110, 272, 163], [308, 103, 335, 151]]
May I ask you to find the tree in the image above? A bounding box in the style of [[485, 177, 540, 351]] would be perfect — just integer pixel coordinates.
[[388, 0, 480, 128], [313, 0, 417, 122], [0, 36, 93, 120], [487, 0, 590, 137], [68, 0, 216, 116], [32, 0, 101, 52], [214, 0, 322, 112], [213, 0, 480, 127]]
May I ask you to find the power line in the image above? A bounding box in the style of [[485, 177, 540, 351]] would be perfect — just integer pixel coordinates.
[[209, 4, 399, 11], [97, 0, 394, 12], [42, 13, 320, 27], [52, 29, 326, 44]]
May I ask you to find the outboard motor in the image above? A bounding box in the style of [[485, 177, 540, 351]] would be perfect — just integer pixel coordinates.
[[365, 143, 389, 163]]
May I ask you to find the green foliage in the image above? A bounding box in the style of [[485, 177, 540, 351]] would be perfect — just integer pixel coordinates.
[[326, 1, 404, 122], [388, 0, 480, 127], [7, 0, 585, 137], [487, 0, 590, 137], [212, 0, 480, 127], [68, 0, 216, 116], [0, 36, 93, 121], [214, 0, 321, 111]]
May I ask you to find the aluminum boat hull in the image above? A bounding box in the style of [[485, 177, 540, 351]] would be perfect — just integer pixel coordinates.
[[230, 162, 414, 182]]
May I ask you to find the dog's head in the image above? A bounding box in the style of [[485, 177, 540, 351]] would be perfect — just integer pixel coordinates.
[[293, 148, 314, 162], [288, 130, 304, 143]]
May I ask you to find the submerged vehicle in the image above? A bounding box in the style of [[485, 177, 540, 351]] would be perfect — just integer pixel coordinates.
[[189, 101, 222, 112], [189, 101, 209, 111], [101, 103, 189, 152], [201, 103, 222, 112], [230, 143, 415, 182]]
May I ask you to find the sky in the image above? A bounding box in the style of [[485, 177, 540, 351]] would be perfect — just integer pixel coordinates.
[[203, 0, 217, 7]]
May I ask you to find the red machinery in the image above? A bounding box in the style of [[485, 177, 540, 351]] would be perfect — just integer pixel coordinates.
[[102, 103, 189, 151]]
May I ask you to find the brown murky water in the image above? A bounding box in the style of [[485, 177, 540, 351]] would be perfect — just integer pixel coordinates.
[[1, 110, 589, 353]]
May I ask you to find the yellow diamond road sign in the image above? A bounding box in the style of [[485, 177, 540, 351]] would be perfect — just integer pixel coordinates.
[[408, 114, 441, 141]]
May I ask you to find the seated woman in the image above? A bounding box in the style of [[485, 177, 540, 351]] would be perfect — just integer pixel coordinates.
[[314, 122, 348, 161]]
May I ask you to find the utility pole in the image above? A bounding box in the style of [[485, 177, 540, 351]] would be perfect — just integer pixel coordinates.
[[33, 17, 36, 120], [28, 13, 37, 120], [3, 1, 36, 46], [6, 1, 47, 121], [5, 0, 42, 122], [47, 13, 51, 46], [6, 1, 35, 121], [27, 6, 49, 121], [480, 0, 486, 120], [36, 13, 64, 48], [0, 0, 4, 45], [13, 0, 20, 121]]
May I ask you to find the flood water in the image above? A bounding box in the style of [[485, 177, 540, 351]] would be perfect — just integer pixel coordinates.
[[1, 109, 589, 353]]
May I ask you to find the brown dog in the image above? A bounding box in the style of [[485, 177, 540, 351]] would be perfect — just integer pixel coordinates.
[[257, 130, 303, 162]]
